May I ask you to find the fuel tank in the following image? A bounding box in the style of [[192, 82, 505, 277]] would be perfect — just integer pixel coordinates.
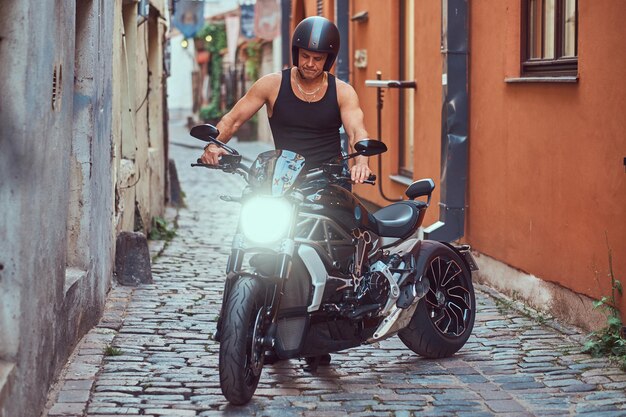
[[299, 181, 378, 234]]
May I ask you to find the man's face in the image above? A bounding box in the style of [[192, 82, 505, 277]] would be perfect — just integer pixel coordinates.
[[297, 49, 328, 80]]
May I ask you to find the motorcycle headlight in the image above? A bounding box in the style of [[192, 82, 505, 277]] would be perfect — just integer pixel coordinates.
[[240, 197, 293, 244]]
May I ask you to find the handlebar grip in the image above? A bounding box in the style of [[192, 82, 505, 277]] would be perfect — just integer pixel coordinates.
[[191, 160, 219, 169], [220, 154, 240, 165], [337, 175, 376, 186]]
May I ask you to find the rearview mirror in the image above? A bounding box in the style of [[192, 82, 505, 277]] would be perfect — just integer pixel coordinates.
[[189, 124, 240, 156], [354, 139, 387, 156], [190, 124, 220, 142]]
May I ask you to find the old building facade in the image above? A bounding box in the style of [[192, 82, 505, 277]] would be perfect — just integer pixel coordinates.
[[291, 0, 626, 326], [0, 1, 169, 416]]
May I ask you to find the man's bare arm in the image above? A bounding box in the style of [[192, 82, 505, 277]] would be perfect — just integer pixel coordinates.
[[215, 73, 279, 142], [201, 73, 279, 165], [337, 80, 372, 183]]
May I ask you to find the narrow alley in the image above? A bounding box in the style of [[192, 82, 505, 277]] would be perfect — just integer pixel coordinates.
[[44, 121, 626, 417]]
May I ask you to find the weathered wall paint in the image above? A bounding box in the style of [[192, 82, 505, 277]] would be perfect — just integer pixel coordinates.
[[0, 2, 113, 416], [114, 2, 167, 234], [0, 1, 169, 416]]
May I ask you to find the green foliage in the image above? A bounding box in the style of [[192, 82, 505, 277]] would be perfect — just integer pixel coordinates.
[[103, 345, 123, 356], [148, 216, 176, 241], [196, 23, 227, 54], [582, 237, 625, 371], [493, 291, 549, 325], [196, 22, 227, 116], [199, 102, 223, 123], [244, 41, 262, 81]]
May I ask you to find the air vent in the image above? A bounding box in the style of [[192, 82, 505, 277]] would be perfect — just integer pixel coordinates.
[[51, 64, 63, 111]]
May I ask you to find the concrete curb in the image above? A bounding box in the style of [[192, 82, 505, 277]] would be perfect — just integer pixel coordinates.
[[475, 283, 587, 344]]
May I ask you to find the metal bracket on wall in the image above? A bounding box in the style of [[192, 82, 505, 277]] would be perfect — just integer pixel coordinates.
[[365, 72, 417, 202]]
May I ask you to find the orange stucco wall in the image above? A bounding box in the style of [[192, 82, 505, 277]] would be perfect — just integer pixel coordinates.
[[342, 0, 458, 232], [350, 1, 443, 229], [468, 1, 626, 316], [348, 1, 626, 318], [297, 0, 626, 318]]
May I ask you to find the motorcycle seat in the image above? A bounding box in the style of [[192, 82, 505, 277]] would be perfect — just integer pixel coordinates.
[[372, 200, 427, 239]]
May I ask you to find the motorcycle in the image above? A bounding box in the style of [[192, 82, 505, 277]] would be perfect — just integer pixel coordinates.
[[190, 124, 478, 405]]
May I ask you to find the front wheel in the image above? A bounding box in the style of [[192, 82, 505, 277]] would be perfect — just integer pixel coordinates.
[[219, 276, 268, 405], [399, 242, 475, 358]]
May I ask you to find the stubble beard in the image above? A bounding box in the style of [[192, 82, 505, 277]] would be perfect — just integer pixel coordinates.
[[297, 67, 324, 83]]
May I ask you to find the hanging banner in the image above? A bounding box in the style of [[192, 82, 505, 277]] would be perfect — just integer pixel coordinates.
[[172, 0, 205, 39], [254, 0, 280, 41], [225, 15, 241, 65], [240, 4, 255, 39]]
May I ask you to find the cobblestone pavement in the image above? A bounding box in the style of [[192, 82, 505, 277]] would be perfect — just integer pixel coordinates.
[[45, 121, 626, 417]]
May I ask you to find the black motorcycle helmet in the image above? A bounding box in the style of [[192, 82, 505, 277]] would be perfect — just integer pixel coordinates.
[[291, 16, 340, 72]]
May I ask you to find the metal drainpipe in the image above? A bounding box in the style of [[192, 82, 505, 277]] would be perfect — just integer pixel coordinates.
[[335, 0, 349, 83], [281, 0, 291, 68], [335, 0, 350, 157], [423, 0, 469, 242]]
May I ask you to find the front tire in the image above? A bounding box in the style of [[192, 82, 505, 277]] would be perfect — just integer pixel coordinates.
[[219, 277, 267, 405], [399, 243, 475, 358]]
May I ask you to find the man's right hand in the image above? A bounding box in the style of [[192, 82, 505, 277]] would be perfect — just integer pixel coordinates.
[[200, 143, 229, 165]]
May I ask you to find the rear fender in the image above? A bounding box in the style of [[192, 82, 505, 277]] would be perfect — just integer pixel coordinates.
[[440, 242, 479, 273], [395, 240, 455, 308]]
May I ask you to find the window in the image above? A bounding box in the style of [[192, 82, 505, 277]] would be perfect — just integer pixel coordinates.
[[522, 0, 577, 76], [398, 0, 415, 177]]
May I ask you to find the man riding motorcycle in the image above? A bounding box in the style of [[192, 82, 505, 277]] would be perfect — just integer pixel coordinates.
[[200, 16, 375, 368], [200, 16, 372, 185]]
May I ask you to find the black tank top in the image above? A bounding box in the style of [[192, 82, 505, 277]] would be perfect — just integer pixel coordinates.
[[269, 68, 342, 169]]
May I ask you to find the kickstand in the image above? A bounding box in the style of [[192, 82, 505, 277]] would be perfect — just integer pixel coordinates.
[[301, 356, 321, 373]]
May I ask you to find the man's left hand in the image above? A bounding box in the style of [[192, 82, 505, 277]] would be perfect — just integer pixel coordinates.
[[350, 161, 372, 183]]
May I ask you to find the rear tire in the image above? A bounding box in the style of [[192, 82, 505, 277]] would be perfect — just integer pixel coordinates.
[[219, 277, 267, 405], [399, 243, 475, 358]]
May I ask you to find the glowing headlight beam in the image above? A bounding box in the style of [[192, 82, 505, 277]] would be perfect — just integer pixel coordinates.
[[240, 197, 292, 244]]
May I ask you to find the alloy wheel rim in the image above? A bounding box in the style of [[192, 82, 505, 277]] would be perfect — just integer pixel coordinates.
[[424, 255, 472, 337]]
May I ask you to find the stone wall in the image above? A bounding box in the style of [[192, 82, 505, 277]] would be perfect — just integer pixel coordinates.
[[0, 1, 168, 416]]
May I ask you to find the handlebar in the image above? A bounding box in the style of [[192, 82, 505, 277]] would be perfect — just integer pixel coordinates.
[[302, 167, 376, 185], [337, 174, 377, 186], [191, 155, 249, 180], [192, 156, 376, 185]]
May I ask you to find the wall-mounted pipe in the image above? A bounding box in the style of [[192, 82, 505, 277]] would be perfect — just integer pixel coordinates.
[[336, 0, 350, 159], [424, 0, 469, 242], [365, 75, 417, 202], [335, 0, 349, 83], [281, 0, 291, 68]]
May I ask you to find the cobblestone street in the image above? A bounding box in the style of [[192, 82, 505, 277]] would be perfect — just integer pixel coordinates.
[[45, 121, 626, 417]]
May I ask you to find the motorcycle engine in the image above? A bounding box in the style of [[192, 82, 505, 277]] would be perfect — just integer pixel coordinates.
[[356, 271, 391, 305]]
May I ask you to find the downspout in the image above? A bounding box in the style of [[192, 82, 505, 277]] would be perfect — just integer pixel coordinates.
[[281, 0, 291, 68], [335, 0, 349, 83], [423, 0, 469, 242], [335, 0, 350, 156]]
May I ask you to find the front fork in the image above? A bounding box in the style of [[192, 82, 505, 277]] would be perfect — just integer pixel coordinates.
[[216, 204, 299, 343]]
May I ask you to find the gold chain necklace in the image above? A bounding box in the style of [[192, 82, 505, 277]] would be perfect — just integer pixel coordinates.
[[294, 72, 327, 103]]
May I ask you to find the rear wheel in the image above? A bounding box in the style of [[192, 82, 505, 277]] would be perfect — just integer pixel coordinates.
[[219, 277, 267, 405], [399, 243, 475, 358]]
